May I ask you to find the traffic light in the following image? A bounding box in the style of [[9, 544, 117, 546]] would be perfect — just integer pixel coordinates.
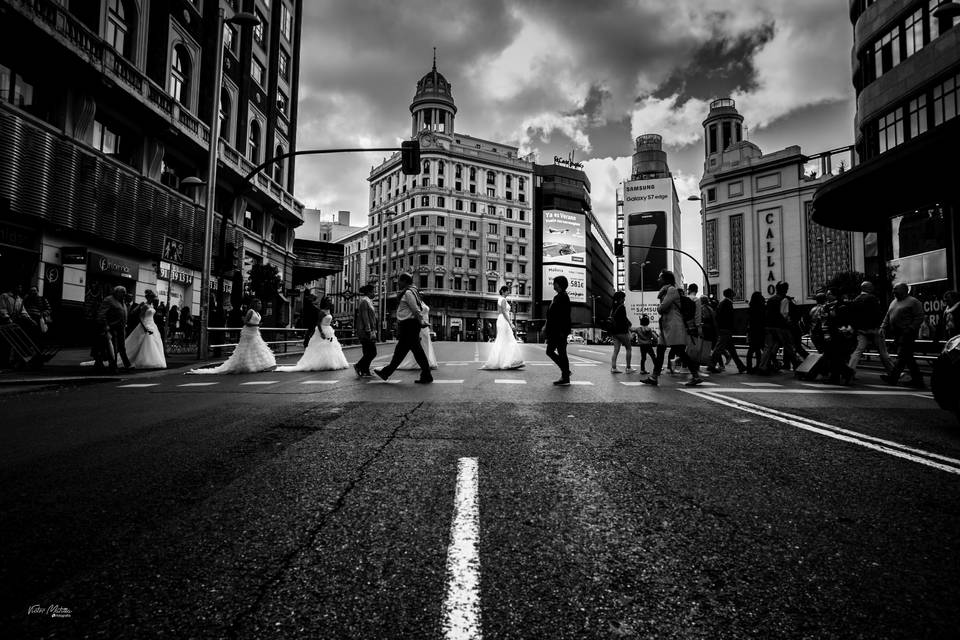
[[401, 140, 421, 175], [614, 238, 624, 257]]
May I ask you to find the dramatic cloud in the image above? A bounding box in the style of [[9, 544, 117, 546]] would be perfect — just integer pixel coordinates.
[[292, 0, 855, 278]]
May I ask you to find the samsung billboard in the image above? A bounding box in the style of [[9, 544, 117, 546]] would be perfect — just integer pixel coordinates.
[[621, 178, 676, 322]]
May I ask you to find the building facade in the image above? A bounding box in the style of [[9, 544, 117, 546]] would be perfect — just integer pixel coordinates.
[[697, 99, 863, 318], [0, 0, 304, 342], [533, 162, 614, 337], [367, 60, 534, 341], [813, 0, 960, 336], [617, 134, 684, 323]]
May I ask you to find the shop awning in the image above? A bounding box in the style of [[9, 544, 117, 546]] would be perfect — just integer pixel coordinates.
[[812, 117, 960, 232]]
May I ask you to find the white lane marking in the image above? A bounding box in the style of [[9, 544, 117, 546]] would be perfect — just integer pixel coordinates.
[[698, 381, 718, 386], [569, 381, 594, 385], [442, 457, 481, 639], [369, 379, 400, 384], [473, 343, 480, 363], [494, 379, 526, 384], [240, 381, 279, 386], [686, 391, 960, 475], [178, 382, 220, 387], [742, 382, 782, 387], [572, 363, 596, 367], [301, 380, 338, 385], [619, 381, 645, 386], [524, 363, 554, 366], [117, 383, 159, 388], [433, 380, 465, 384], [444, 363, 472, 366], [689, 388, 934, 396]]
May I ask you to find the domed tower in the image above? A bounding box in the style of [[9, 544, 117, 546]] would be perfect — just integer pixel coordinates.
[[631, 134, 670, 180], [410, 50, 457, 139], [702, 98, 744, 173]]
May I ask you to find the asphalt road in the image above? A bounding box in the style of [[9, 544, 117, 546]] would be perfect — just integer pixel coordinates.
[[3, 341, 959, 639]]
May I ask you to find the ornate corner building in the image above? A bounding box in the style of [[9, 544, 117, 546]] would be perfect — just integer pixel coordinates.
[[0, 0, 304, 342], [367, 60, 536, 342], [813, 0, 960, 325]]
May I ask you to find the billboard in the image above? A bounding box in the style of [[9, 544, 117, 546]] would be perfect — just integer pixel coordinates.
[[542, 209, 586, 266], [622, 178, 676, 323], [542, 263, 586, 304]]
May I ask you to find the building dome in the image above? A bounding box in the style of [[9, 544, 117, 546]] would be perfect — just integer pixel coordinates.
[[410, 58, 456, 112], [409, 50, 457, 137]]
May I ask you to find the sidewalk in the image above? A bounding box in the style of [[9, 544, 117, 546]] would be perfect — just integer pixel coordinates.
[[0, 343, 364, 387]]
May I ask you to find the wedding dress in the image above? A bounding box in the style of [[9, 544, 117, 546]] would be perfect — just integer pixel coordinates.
[[124, 305, 167, 369], [188, 309, 276, 374], [277, 315, 349, 371], [481, 297, 524, 370]]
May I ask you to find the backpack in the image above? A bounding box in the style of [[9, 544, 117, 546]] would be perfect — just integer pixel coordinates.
[[677, 294, 698, 337], [699, 298, 717, 342]]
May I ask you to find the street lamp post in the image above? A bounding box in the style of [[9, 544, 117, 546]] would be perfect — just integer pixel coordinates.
[[189, 8, 259, 360], [378, 209, 397, 338], [631, 260, 651, 309]]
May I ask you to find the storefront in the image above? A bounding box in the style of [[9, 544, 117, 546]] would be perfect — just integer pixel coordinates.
[[0, 220, 40, 292]]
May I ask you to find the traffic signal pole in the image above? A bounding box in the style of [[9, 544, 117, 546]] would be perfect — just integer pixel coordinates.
[[615, 242, 712, 293]]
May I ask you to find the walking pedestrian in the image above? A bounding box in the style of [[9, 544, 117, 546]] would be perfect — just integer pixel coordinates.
[[94, 285, 131, 373], [942, 290, 960, 340], [608, 291, 635, 373], [188, 298, 276, 374], [642, 269, 703, 386], [544, 275, 572, 385], [820, 288, 856, 385], [634, 315, 657, 374], [880, 283, 925, 389], [846, 281, 893, 375], [23, 285, 52, 338], [352, 284, 378, 377], [709, 288, 746, 374], [374, 273, 433, 384], [757, 281, 800, 374], [745, 291, 766, 372]]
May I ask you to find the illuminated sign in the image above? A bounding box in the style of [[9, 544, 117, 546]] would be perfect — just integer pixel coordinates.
[[542, 264, 586, 304], [541, 209, 586, 266]]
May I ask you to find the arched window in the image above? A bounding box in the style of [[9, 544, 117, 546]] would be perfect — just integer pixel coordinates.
[[169, 44, 191, 108], [249, 120, 261, 163], [486, 170, 496, 185], [469, 167, 476, 181], [422, 159, 430, 175], [273, 145, 284, 183], [105, 0, 134, 59], [438, 161, 445, 175], [218, 89, 231, 140]]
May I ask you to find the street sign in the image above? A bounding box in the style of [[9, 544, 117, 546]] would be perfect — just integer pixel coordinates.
[[162, 236, 184, 264]]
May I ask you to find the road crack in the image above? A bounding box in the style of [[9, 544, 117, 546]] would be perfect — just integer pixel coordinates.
[[224, 401, 425, 638]]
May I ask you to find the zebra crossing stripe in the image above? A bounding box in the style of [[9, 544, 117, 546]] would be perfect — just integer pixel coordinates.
[[117, 383, 159, 388], [494, 379, 526, 384], [240, 381, 279, 386], [178, 382, 219, 387], [301, 380, 337, 385]]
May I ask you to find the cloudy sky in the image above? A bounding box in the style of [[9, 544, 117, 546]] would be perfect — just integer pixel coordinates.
[[293, 0, 856, 283]]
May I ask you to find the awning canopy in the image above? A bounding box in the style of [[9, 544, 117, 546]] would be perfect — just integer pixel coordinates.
[[812, 117, 960, 232], [292, 238, 344, 285]]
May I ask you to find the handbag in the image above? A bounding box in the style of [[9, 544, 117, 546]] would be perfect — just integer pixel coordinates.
[[687, 335, 713, 366]]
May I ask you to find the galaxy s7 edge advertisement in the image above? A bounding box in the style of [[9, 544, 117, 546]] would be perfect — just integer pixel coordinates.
[[628, 211, 667, 292]]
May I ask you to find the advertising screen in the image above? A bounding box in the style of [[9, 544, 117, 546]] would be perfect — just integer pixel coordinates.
[[627, 211, 667, 292], [541, 210, 586, 266], [542, 264, 586, 304]]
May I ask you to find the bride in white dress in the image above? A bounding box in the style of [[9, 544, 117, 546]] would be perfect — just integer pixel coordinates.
[[481, 287, 524, 370], [398, 302, 438, 370], [277, 312, 349, 372], [124, 292, 166, 369], [189, 299, 276, 374]]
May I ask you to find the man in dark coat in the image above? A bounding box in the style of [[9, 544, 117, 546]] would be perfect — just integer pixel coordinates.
[[95, 285, 130, 373], [545, 275, 572, 385]]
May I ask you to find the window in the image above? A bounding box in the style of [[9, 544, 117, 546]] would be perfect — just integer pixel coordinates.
[[248, 120, 261, 163], [708, 124, 717, 154], [488, 261, 498, 271], [519, 264, 526, 274], [420, 215, 428, 226], [487, 205, 496, 215], [419, 254, 429, 265], [469, 202, 477, 213], [519, 228, 526, 238], [487, 187, 496, 198], [279, 50, 290, 82], [506, 226, 513, 236], [92, 120, 120, 155], [469, 278, 477, 292], [908, 95, 928, 139], [281, 4, 294, 41], [271, 221, 287, 246], [437, 197, 445, 209], [219, 89, 232, 139], [469, 239, 477, 250], [505, 175, 512, 188], [488, 223, 498, 234], [455, 237, 463, 248], [486, 171, 496, 185], [518, 193, 525, 203], [904, 9, 924, 59], [518, 177, 525, 191], [469, 221, 477, 231], [438, 161, 445, 175], [706, 187, 717, 202], [273, 145, 284, 183], [106, 0, 131, 58], [519, 246, 526, 256], [519, 211, 525, 221], [506, 244, 513, 254], [873, 26, 901, 80], [518, 283, 526, 295], [420, 234, 429, 245], [506, 263, 513, 273], [436, 255, 445, 266], [454, 276, 462, 289], [933, 72, 960, 127], [877, 107, 904, 154], [223, 24, 237, 54], [420, 275, 428, 288], [437, 235, 445, 246], [435, 275, 444, 289], [421, 196, 429, 207], [455, 218, 463, 229], [422, 160, 430, 175], [169, 45, 191, 107], [437, 215, 445, 226], [455, 200, 464, 211], [488, 242, 498, 252], [454, 257, 463, 267], [253, 11, 266, 48], [506, 208, 513, 219], [421, 176, 430, 187], [243, 208, 263, 234], [277, 91, 288, 116], [251, 58, 265, 86], [455, 181, 462, 191]]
